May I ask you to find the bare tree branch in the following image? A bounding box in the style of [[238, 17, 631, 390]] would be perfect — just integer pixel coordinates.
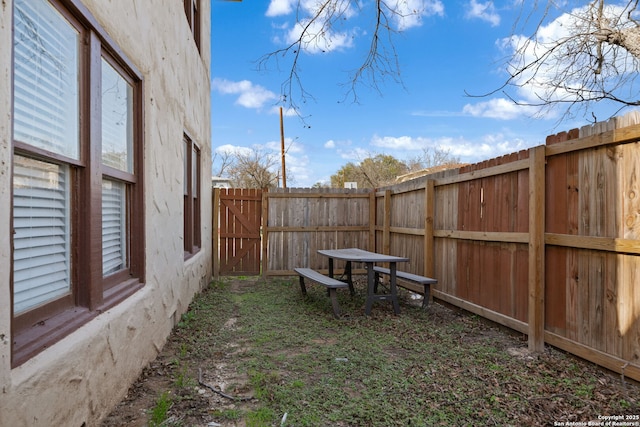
[[256, 1, 422, 116], [474, 1, 640, 121]]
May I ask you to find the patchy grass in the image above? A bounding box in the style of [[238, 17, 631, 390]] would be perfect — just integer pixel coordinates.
[[148, 392, 171, 427], [102, 276, 640, 427]]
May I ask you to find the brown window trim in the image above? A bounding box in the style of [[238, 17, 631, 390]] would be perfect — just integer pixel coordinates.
[[12, 307, 96, 366], [183, 133, 201, 259], [12, 279, 143, 367], [183, 0, 201, 51]]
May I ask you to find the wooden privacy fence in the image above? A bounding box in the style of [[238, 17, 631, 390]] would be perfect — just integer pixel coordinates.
[[215, 113, 640, 381]]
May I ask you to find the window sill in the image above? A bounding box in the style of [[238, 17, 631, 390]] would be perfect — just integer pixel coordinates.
[[100, 278, 144, 312], [184, 246, 201, 261], [12, 307, 96, 368], [12, 279, 144, 368]]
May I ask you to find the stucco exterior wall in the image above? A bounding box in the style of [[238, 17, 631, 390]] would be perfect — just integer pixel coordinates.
[[0, 1, 213, 425]]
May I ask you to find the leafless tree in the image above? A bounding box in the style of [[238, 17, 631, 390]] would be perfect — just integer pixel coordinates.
[[225, 147, 280, 189], [485, 0, 640, 121], [212, 150, 234, 177], [407, 147, 460, 171]]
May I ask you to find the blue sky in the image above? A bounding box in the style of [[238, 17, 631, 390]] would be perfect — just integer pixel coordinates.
[[210, 1, 629, 187]]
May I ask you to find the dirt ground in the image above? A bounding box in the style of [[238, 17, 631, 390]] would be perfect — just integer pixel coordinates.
[[101, 277, 640, 427], [101, 278, 260, 427]]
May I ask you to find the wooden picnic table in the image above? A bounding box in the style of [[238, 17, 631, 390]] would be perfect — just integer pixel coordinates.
[[317, 248, 409, 315]]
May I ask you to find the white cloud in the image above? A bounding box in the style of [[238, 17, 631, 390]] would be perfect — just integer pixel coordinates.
[[269, 1, 444, 54], [266, 0, 295, 17], [265, 137, 303, 154], [284, 19, 355, 54], [324, 140, 336, 148], [267, 0, 358, 54], [394, 0, 445, 31], [465, 0, 500, 27], [413, 99, 539, 121], [261, 137, 311, 185], [268, 106, 297, 116], [371, 135, 430, 150], [438, 133, 532, 162], [462, 98, 534, 120], [367, 132, 535, 164], [337, 146, 369, 162], [284, 142, 311, 184], [496, 3, 636, 115], [211, 78, 278, 109], [214, 144, 253, 157]]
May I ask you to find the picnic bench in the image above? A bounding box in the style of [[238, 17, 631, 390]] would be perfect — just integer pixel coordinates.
[[294, 267, 350, 318], [373, 267, 437, 309]]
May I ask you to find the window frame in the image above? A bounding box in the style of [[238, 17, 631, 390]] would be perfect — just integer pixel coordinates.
[[10, 0, 145, 367], [183, 0, 201, 51], [183, 133, 201, 258]]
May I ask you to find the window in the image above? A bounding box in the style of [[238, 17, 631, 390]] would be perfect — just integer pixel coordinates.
[[11, 0, 144, 366], [183, 0, 201, 51], [183, 134, 201, 257]]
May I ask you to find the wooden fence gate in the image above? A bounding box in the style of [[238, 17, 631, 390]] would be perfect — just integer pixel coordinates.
[[214, 188, 262, 275]]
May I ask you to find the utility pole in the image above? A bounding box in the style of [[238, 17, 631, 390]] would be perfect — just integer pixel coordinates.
[[279, 107, 287, 188]]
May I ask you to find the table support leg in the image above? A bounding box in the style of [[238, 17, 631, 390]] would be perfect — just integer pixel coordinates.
[[345, 261, 355, 296], [365, 262, 375, 315], [389, 263, 401, 315], [328, 288, 341, 318]]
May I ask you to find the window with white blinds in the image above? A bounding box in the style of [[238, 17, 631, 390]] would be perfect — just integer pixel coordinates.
[[12, 0, 77, 316], [13, 0, 79, 159], [101, 58, 132, 277], [102, 180, 127, 275], [11, 0, 144, 365], [12, 155, 71, 314]]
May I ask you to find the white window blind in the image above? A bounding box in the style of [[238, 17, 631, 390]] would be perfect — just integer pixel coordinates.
[[13, 0, 79, 160], [102, 179, 127, 275], [13, 156, 71, 314]]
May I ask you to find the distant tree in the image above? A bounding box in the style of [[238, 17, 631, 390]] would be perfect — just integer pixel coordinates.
[[225, 147, 280, 189], [407, 147, 460, 171], [330, 154, 409, 188], [490, 0, 640, 120], [330, 148, 461, 188], [312, 181, 331, 189], [212, 150, 233, 177]]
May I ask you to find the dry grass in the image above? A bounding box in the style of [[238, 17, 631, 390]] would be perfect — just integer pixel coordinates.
[[102, 276, 640, 426]]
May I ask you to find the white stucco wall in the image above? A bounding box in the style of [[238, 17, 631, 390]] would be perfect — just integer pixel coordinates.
[[0, 1, 212, 425]]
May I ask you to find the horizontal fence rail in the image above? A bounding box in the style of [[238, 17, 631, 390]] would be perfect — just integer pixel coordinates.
[[254, 112, 640, 382]]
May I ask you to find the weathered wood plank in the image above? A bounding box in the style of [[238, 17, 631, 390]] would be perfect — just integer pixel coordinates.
[[434, 158, 530, 186], [623, 142, 640, 240], [545, 233, 640, 255]]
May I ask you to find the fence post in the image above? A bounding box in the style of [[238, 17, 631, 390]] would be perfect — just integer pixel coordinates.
[[383, 190, 391, 254], [212, 187, 220, 279], [369, 191, 376, 252], [528, 145, 546, 352], [261, 189, 269, 279], [425, 179, 435, 277]]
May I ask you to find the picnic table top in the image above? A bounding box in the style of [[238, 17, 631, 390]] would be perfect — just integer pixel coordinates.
[[317, 248, 409, 263]]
